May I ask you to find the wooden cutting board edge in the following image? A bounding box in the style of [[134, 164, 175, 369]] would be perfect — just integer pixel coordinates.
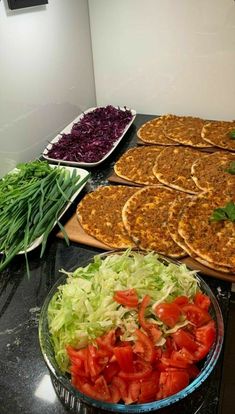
[[57, 213, 235, 283]]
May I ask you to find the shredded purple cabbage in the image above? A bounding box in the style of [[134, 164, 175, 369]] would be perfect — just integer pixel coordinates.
[[46, 105, 133, 163]]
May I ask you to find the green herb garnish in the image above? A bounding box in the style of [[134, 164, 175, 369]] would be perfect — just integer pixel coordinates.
[[225, 161, 235, 175], [210, 201, 235, 222], [229, 130, 235, 140]]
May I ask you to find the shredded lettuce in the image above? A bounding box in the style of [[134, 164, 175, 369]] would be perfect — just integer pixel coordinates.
[[48, 250, 199, 371]]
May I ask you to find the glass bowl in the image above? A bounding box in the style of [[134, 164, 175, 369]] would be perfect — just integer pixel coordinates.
[[38, 251, 224, 414]]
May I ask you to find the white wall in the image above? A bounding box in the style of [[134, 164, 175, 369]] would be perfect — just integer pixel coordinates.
[[0, 0, 96, 177], [89, 0, 235, 121]]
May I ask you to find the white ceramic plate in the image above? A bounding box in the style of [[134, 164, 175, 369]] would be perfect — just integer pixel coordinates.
[[18, 165, 90, 253], [42, 106, 136, 167]]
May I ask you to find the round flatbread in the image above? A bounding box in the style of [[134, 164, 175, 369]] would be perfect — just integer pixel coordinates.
[[122, 185, 186, 258], [201, 120, 235, 151], [178, 190, 235, 271], [114, 146, 162, 185], [137, 116, 178, 145], [163, 114, 213, 148], [77, 185, 138, 248], [167, 194, 195, 256], [191, 151, 235, 192], [153, 146, 205, 194], [193, 257, 233, 274], [168, 195, 232, 273]]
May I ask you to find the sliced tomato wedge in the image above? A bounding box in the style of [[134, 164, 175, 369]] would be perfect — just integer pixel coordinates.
[[81, 376, 111, 401], [194, 320, 216, 361], [172, 329, 198, 353], [182, 303, 211, 327], [119, 359, 152, 380], [113, 345, 134, 372], [102, 361, 119, 383], [160, 356, 190, 369], [171, 348, 195, 364], [157, 370, 189, 399], [95, 329, 116, 354], [172, 295, 189, 307], [138, 371, 160, 403], [194, 292, 211, 311], [126, 381, 141, 404], [186, 363, 200, 379], [111, 376, 128, 401], [154, 302, 181, 328], [113, 288, 139, 308], [134, 329, 155, 362], [138, 295, 162, 342], [108, 383, 121, 403], [138, 295, 151, 330]]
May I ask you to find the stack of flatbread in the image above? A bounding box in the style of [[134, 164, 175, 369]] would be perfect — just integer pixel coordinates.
[[137, 113, 235, 151], [76, 114, 235, 274]]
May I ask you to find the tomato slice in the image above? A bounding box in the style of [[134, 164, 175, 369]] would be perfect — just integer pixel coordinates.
[[138, 371, 160, 403], [113, 288, 139, 308], [127, 381, 141, 404], [195, 320, 216, 345], [182, 304, 211, 327], [172, 295, 189, 307], [154, 302, 181, 327], [134, 329, 155, 362], [138, 295, 151, 330], [160, 356, 190, 369], [194, 320, 216, 361], [187, 363, 200, 379], [119, 359, 152, 380], [157, 370, 189, 399], [138, 295, 162, 342], [108, 383, 121, 403], [111, 376, 128, 401], [194, 292, 211, 311], [95, 329, 116, 354], [113, 345, 134, 372], [102, 361, 119, 383], [172, 329, 198, 353], [80, 376, 111, 401]]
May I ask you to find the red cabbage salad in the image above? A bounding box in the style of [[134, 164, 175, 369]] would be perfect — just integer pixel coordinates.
[[46, 105, 134, 163]]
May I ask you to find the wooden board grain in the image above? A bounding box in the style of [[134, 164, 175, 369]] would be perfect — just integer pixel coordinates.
[[57, 213, 235, 283], [108, 172, 142, 186]]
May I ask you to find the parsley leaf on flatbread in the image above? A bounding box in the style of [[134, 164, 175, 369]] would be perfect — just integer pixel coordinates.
[[225, 161, 235, 175], [210, 201, 235, 222], [229, 130, 235, 140]]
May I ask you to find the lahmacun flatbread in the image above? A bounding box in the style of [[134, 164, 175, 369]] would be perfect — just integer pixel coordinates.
[[201, 120, 235, 151], [191, 151, 235, 192], [193, 257, 233, 274], [137, 116, 178, 145], [168, 195, 233, 273], [178, 190, 235, 271], [114, 146, 162, 185], [153, 146, 205, 194], [167, 194, 195, 256], [122, 185, 186, 258], [77, 186, 138, 248], [163, 114, 213, 148]]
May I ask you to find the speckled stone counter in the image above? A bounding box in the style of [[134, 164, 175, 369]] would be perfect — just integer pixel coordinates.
[[0, 114, 232, 414]]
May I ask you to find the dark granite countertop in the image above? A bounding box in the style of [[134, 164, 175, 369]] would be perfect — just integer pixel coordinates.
[[0, 114, 232, 414]]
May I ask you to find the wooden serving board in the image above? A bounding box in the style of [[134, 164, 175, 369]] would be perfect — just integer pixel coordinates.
[[57, 213, 235, 283], [108, 172, 143, 186]]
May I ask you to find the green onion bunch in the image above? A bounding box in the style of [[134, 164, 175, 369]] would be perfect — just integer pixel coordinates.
[[0, 160, 88, 273]]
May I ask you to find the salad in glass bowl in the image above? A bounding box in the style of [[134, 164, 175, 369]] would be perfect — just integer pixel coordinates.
[[39, 250, 224, 413]]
